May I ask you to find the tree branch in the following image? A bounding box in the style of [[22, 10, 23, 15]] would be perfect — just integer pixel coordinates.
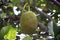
[[50, 0, 60, 7], [32, 6, 52, 21]]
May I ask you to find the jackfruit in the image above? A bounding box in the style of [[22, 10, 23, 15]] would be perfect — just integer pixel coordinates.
[[20, 11, 38, 34]]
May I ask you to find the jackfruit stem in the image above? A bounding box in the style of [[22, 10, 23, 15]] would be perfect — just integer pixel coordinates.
[[28, 5, 30, 11], [23, 3, 28, 10]]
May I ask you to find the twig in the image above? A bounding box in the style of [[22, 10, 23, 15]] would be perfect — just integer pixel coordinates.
[[31, 6, 52, 21], [50, 0, 60, 7]]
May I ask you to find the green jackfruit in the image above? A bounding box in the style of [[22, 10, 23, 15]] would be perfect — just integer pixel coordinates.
[[20, 11, 38, 34]]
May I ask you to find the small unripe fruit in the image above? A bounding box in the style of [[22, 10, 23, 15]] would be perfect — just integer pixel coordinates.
[[20, 11, 38, 34]]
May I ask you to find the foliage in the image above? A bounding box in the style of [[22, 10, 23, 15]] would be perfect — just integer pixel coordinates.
[[0, 0, 60, 40], [4, 26, 16, 40], [23, 36, 32, 40], [0, 24, 16, 40]]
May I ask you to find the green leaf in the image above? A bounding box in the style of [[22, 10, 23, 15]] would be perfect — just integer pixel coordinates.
[[0, 25, 12, 39], [11, 0, 19, 5], [23, 36, 32, 40], [4, 27, 16, 40], [53, 21, 58, 35], [7, 3, 13, 8], [0, 24, 16, 40], [1, 12, 7, 18], [40, 38, 46, 40]]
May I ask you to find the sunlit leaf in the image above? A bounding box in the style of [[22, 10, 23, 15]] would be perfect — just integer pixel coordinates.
[[0, 25, 12, 39], [4, 27, 16, 40]]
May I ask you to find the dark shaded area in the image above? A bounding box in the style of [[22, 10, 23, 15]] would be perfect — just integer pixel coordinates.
[[50, 0, 60, 7]]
